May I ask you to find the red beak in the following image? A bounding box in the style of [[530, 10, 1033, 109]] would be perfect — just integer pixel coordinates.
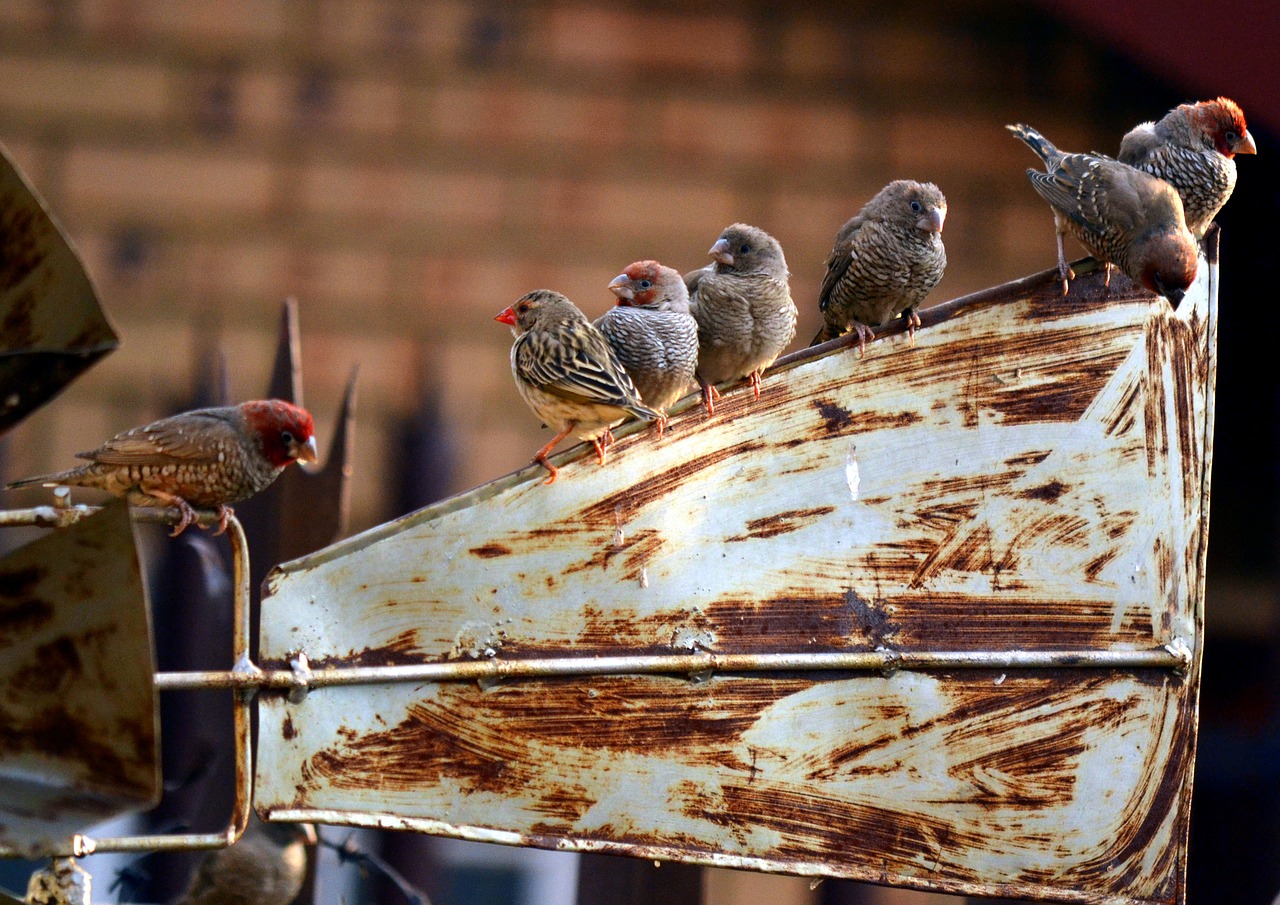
[[495, 307, 517, 326]]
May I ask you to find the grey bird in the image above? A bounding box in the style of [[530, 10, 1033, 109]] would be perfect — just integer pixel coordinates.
[[685, 223, 797, 415], [595, 260, 699, 435], [811, 180, 947, 353]]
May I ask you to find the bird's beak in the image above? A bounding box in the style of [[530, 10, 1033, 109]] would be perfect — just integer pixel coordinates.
[[918, 207, 946, 234], [294, 435, 319, 465], [608, 274, 635, 302], [708, 238, 734, 266], [1151, 274, 1186, 309], [495, 306, 517, 326], [1237, 129, 1258, 155]]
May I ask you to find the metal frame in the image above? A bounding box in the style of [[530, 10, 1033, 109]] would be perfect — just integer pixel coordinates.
[[0, 495, 1193, 861], [0, 506, 253, 860]]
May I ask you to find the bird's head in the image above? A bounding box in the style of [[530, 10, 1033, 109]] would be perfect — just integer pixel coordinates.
[[1137, 234, 1198, 307], [707, 223, 788, 278], [242, 400, 318, 468], [495, 289, 578, 335], [608, 260, 689, 312], [876, 180, 947, 235], [1190, 97, 1256, 158]]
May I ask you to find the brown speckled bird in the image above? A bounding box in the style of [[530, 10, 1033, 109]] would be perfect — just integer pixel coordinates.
[[176, 819, 315, 905], [497, 289, 662, 484], [1007, 123, 1198, 305], [595, 260, 699, 435], [5, 400, 317, 536], [685, 223, 797, 415], [811, 180, 947, 353], [1119, 97, 1256, 239]]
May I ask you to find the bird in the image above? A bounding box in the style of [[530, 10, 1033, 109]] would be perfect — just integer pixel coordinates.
[[5, 400, 317, 536], [811, 180, 948, 353], [1007, 123, 1198, 305], [1118, 96, 1256, 239], [594, 260, 699, 435], [496, 289, 662, 484], [684, 223, 797, 415], [175, 819, 315, 905]]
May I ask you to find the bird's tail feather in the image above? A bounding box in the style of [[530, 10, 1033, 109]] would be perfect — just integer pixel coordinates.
[[1006, 123, 1058, 163], [5, 470, 77, 490]]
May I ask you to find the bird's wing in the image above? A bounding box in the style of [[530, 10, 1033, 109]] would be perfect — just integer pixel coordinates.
[[515, 327, 643, 410], [683, 266, 709, 301], [1027, 153, 1114, 237], [1117, 122, 1159, 165], [79, 410, 235, 466], [817, 216, 869, 312]]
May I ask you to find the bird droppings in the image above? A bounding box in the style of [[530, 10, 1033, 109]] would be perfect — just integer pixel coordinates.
[[845, 445, 861, 501]]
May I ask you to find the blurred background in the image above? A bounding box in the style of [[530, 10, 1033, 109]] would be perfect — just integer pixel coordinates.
[[0, 0, 1275, 902]]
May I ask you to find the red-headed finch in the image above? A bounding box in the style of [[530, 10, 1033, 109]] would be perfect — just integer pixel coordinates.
[[177, 819, 315, 905], [1007, 123, 1197, 305], [5, 400, 317, 536], [684, 223, 797, 415], [1119, 96, 1256, 239], [811, 180, 947, 352], [496, 289, 662, 484], [595, 260, 699, 435]]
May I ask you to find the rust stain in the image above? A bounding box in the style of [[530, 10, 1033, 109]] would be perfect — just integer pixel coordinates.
[[0, 595, 54, 640], [470, 543, 511, 558], [727, 507, 835, 542], [813, 400, 855, 435], [282, 715, 298, 741], [0, 189, 51, 297], [574, 440, 767, 527], [844, 588, 898, 647]]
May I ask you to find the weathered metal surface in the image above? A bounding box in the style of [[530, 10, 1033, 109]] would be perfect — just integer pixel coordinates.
[[0, 508, 254, 859], [0, 500, 157, 858], [0, 142, 117, 434], [255, 245, 1215, 905]]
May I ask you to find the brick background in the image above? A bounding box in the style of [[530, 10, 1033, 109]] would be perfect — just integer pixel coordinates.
[[0, 0, 1165, 534]]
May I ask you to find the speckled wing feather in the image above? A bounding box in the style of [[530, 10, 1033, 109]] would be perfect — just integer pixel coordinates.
[[76, 408, 240, 466], [514, 327, 652, 415], [817, 214, 866, 313], [1026, 155, 1137, 241]]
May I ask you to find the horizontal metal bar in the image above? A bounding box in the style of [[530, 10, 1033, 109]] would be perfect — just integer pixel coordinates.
[[156, 645, 1189, 692], [0, 504, 224, 529]]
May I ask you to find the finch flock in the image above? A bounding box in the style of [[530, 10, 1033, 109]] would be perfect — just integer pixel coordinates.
[[3, 99, 1255, 511], [497, 98, 1252, 484]]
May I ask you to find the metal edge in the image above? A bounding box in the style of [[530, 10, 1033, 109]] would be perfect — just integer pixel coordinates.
[[262, 807, 1169, 905], [263, 259, 1143, 582]]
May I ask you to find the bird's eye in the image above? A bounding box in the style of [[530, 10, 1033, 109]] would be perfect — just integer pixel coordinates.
[[517, 303, 529, 313], [638, 279, 652, 289], [281, 431, 295, 444], [1225, 130, 1239, 143], [739, 244, 751, 254], [910, 200, 923, 213]]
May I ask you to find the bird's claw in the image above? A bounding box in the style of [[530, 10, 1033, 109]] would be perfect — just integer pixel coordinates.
[[855, 323, 875, 358], [699, 379, 720, 416], [535, 454, 558, 484], [907, 311, 921, 347], [749, 371, 762, 400], [168, 499, 200, 537], [212, 505, 234, 536]]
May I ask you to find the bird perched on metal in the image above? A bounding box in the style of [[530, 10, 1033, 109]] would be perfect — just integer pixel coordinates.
[[595, 260, 699, 436], [176, 819, 315, 905], [685, 223, 797, 415], [5, 400, 317, 536], [1007, 123, 1198, 305], [1118, 96, 1256, 239], [811, 180, 948, 353], [496, 289, 662, 484]]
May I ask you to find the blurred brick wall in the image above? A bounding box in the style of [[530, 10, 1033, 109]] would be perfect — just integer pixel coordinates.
[[0, 0, 1156, 531]]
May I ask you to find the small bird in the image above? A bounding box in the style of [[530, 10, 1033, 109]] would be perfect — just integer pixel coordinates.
[[1007, 123, 1198, 304], [1118, 97, 1257, 239], [496, 289, 662, 484], [595, 260, 699, 435], [176, 819, 315, 905], [5, 400, 317, 536], [811, 180, 948, 352], [685, 223, 797, 415]]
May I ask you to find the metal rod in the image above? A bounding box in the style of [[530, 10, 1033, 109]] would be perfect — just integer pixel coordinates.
[[0, 504, 228, 529], [1, 514, 258, 860], [154, 645, 1188, 692]]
